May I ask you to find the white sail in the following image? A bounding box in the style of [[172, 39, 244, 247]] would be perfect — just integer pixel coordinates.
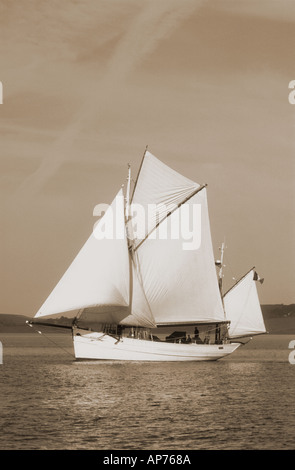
[[134, 188, 225, 325], [131, 151, 200, 246], [223, 269, 266, 338], [34, 190, 130, 323], [120, 256, 156, 328]]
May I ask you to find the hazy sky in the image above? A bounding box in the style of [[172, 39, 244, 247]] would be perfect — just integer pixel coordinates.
[[1, 0, 295, 316]]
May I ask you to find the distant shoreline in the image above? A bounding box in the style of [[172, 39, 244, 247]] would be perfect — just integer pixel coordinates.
[[1, 304, 295, 334]]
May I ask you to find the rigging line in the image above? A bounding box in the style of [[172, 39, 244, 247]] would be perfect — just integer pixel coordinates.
[[26, 322, 75, 359], [222, 266, 255, 298], [223, 251, 236, 287], [197, 324, 227, 335], [134, 183, 207, 252], [128, 239, 134, 319], [231, 339, 252, 345], [73, 308, 84, 327]]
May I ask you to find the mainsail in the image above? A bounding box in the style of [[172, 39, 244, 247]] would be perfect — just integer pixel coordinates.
[[223, 269, 266, 338], [129, 151, 225, 325]]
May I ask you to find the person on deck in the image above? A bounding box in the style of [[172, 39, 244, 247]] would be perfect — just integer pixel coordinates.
[[194, 327, 203, 344]]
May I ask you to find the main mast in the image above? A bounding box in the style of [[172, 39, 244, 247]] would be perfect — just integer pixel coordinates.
[[125, 163, 131, 220], [218, 241, 225, 295], [124, 162, 134, 253]]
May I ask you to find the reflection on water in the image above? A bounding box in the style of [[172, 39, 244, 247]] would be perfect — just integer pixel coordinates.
[[0, 334, 295, 450]]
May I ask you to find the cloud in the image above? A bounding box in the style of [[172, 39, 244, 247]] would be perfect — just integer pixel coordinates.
[[210, 0, 295, 24], [10, 0, 203, 201], [102, 0, 203, 83]]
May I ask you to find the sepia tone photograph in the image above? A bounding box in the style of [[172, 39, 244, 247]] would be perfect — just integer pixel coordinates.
[[0, 0, 295, 458]]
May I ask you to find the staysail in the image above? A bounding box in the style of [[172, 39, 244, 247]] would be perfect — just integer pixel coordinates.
[[34, 190, 130, 323], [34, 189, 156, 327], [223, 269, 266, 338]]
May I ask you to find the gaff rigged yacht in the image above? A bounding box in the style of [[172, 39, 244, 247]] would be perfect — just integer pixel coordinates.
[[30, 150, 266, 361]]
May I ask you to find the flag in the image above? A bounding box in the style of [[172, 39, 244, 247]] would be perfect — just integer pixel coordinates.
[[253, 271, 264, 284]]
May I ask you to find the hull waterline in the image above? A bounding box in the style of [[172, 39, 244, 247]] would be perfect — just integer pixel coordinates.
[[73, 331, 241, 362]]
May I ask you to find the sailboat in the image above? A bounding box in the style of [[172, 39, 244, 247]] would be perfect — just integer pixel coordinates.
[[29, 149, 266, 361]]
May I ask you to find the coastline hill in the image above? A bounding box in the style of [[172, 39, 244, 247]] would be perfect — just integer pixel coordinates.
[[0, 304, 295, 334]]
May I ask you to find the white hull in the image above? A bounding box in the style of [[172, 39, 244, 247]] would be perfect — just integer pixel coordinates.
[[73, 331, 241, 362]]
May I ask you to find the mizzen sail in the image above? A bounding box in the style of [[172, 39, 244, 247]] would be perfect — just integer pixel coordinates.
[[223, 269, 266, 338]]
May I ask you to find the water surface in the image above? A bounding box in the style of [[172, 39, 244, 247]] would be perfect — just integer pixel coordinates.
[[0, 333, 294, 450]]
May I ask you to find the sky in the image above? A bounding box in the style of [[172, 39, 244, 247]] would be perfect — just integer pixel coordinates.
[[0, 0, 295, 316]]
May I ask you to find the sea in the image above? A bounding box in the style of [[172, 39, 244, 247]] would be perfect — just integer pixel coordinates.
[[0, 332, 295, 455]]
